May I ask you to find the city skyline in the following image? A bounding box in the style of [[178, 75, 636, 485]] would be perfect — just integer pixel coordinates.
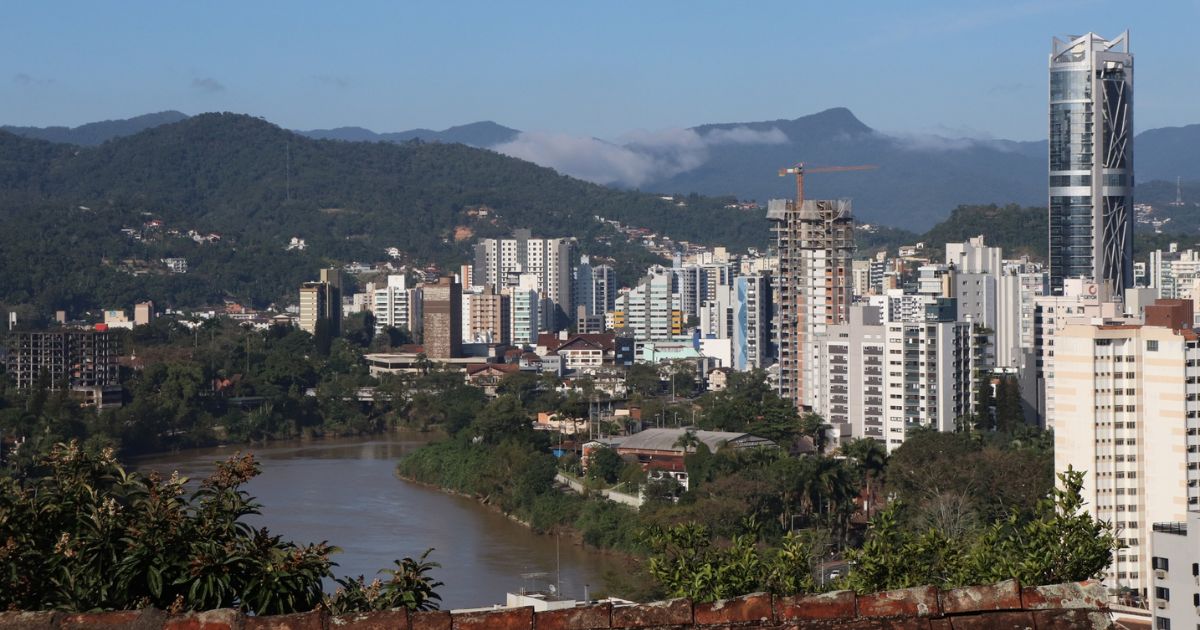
[[2, 1, 1197, 143]]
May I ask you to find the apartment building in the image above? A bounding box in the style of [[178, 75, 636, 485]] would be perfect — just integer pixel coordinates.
[[5, 331, 121, 407], [299, 268, 342, 336], [614, 269, 683, 343], [467, 284, 510, 345], [373, 274, 421, 336], [767, 198, 854, 409], [1053, 299, 1200, 598], [474, 230, 575, 331], [420, 276, 461, 359]]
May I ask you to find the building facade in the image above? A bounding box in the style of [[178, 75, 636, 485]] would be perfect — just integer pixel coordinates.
[[373, 274, 421, 336], [420, 276, 462, 359], [299, 268, 342, 336], [474, 231, 575, 331], [767, 198, 855, 409], [1052, 300, 1200, 598], [466, 284, 510, 345], [1048, 32, 1134, 298]]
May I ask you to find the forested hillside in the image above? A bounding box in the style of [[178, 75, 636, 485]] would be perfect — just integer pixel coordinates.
[[0, 114, 755, 312]]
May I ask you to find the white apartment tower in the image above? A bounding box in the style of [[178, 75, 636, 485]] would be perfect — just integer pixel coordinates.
[[474, 230, 576, 331], [372, 275, 421, 336]]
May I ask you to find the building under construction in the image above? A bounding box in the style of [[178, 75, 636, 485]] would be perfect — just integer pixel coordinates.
[[5, 331, 122, 407], [768, 197, 855, 410]]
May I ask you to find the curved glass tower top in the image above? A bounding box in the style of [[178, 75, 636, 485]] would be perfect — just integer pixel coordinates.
[[1048, 32, 1133, 299]]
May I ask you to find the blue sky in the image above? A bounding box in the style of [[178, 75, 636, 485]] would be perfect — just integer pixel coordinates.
[[1, 0, 1196, 140]]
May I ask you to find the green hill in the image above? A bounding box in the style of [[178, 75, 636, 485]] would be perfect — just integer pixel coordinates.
[[0, 113, 759, 313]]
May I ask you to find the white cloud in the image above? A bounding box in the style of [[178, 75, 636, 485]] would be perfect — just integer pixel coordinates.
[[492, 125, 788, 187]]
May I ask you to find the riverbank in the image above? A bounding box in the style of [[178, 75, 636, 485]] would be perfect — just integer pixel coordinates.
[[132, 434, 626, 608], [126, 423, 447, 463], [394, 437, 661, 600]]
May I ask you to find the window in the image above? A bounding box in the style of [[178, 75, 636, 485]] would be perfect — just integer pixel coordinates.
[[1153, 557, 1169, 571], [1153, 617, 1170, 630], [1155, 586, 1170, 602], [1147, 340, 1159, 352]]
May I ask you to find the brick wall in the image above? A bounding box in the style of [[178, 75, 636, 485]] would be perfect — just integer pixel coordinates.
[[0, 580, 1117, 629]]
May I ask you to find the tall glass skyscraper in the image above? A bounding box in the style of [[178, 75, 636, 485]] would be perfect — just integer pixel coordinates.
[[1048, 32, 1133, 298]]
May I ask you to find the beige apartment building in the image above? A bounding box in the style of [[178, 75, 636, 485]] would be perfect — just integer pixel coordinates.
[[1053, 299, 1200, 598]]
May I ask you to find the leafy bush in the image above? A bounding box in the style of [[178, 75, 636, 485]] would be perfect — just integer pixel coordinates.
[[846, 467, 1117, 593], [328, 552, 443, 614], [0, 442, 441, 614]]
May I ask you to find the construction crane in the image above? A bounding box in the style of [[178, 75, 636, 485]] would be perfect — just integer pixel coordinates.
[[778, 163, 877, 207]]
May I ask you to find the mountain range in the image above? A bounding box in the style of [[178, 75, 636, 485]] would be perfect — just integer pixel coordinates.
[[1, 111, 1195, 313], [5, 109, 1197, 231]]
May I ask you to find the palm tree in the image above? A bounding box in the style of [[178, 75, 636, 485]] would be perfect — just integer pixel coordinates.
[[673, 429, 701, 455], [798, 413, 830, 454], [840, 437, 888, 516]]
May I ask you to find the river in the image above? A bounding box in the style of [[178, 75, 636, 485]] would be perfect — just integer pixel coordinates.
[[133, 434, 623, 610]]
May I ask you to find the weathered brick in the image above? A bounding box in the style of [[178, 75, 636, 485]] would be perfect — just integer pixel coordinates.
[[857, 586, 940, 618], [773, 590, 856, 621], [410, 610, 451, 630], [243, 610, 326, 630], [60, 609, 167, 629], [0, 611, 58, 630], [1030, 608, 1114, 630], [534, 603, 611, 630], [693, 592, 772, 625], [947, 610, 1034, 629], [939, 580, 1022, 615], [164, 609, 245, 630], [834, 618, 931, 629], [329, 609, 410, 629], [610, 598, 692, 628], [929, 618, 953, 630], [1019, 581, 1107, 611], [452, 606, 532, 630]]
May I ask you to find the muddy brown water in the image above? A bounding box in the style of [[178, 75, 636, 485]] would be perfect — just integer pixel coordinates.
[[133, 434, 622, 609]]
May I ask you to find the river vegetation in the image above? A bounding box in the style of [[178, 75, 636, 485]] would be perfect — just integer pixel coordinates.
[[396, 365, 1096, 602], [0, 441, 442, 614]]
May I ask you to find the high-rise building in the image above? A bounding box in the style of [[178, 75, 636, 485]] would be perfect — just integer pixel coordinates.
[[420, 276, 461, 359], [575, 255, 616, 318], [697, 272, 773, 371], [299, 268, 342, 336], [509, 272, 541, 346], [1048, 32, 1133, 299], [813, 300, 980, 452], [473, 231, 575, 331], [467, 284, 510, 345], [373, 275, 421, 336], [5, 331, 121, 407], [1053, 299, 1199, 597], [767, 198, 855, 408], [614, 268, 682, 342]]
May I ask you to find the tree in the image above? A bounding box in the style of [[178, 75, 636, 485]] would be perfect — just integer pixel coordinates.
[[798, 413, 830, 454], [673, 429, 701, 454], [846, 467, 1118, 593], [995, 376, 1025, 433], [626, 364, 662, 398], [470, 395, 532, 445], [973, 374, 995, 432], [587, 447, 623, 484], [840, 437, 887, 516], [0, 442, 441, 614], [642, 523, 816, 602]]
